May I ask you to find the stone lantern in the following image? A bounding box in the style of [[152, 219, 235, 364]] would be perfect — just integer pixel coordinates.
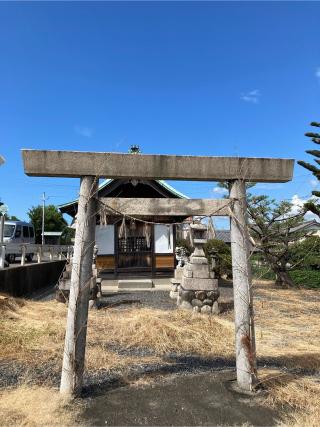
[[189, 223, 207, 258], [177, 223, 220, 314]]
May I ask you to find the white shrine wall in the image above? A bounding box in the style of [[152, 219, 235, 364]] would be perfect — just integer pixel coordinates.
[[154, 224, 174, 253], [95, 225, 115, 255]]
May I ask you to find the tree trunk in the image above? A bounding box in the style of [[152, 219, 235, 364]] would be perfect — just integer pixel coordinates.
[[275, 270, 294, 288]]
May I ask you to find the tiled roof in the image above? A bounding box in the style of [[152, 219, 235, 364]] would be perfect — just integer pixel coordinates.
[[58, 178, 188, 209], [289, 220, 320, 233], [215, 230, 231, 243]]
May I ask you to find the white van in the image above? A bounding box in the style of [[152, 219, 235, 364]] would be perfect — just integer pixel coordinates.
[[3, 221, 35, 262]]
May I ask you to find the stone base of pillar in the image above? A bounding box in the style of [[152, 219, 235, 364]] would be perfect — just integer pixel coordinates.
[[170, 277, 181, 299], [170, 265, 185, 299], [56, 260, 101, 307], [174, 266, 184, 280], [177, 286, 220, 314]]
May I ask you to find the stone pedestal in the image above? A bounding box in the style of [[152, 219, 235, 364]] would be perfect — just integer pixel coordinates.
[[170, 266, 184, 299], [56, 258, 101, 307], [177, 224, 220, 314]]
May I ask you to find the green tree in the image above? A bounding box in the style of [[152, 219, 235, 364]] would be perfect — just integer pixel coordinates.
[[27, 204, 67, 243], [297, 121, 320, 218], [5, 215, 20, 221], [204, 239, 232, 279], [60, 226, 75, 245], [289, 236, 320, 271], [247, 195, 305, 287]]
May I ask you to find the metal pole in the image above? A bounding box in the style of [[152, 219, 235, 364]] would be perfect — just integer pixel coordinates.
[[41, 192, 45, 245], [0, 215, 4, 244]]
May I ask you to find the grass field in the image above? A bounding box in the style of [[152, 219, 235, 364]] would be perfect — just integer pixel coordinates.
[[0, 281, 319, 426]]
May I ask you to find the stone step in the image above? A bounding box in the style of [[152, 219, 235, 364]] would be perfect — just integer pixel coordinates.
[[118, 279, 154, 290]]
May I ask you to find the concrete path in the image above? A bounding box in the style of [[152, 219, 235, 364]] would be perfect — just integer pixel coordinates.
[[83, 371, 278, 426]]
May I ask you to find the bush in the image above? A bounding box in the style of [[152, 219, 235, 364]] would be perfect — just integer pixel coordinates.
[[289, 270, 320, 289], [204, 239, 232, 279], [289, 236, 320, 270], [251, 264, 276, 280]]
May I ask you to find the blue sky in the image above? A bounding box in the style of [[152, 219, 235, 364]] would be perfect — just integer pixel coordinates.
[[0, 1, 319, 228]]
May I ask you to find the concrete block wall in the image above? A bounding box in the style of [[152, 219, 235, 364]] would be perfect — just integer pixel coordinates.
[[0, 261, 66, 297]]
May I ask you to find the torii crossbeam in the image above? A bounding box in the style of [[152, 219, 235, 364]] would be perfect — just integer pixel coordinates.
[[22, 149, 294, 397]]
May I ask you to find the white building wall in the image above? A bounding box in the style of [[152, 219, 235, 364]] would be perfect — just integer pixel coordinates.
[[95, 225, 114, 255], [154, 224, 173, 253]]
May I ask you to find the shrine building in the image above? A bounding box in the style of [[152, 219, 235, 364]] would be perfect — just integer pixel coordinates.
[[59, 153, 189, 277]]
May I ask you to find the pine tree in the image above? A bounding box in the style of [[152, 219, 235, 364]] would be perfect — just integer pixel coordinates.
[[248, 195, 305, 288], [297, 121, 320, 217]]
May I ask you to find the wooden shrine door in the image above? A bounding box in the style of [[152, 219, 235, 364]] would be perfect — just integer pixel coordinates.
[[116, 222, 153, 274]]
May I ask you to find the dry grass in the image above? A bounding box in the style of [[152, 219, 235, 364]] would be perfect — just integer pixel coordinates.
[[0, 296, 234, 426], [0, 299, 234, 370], [253, 284, 320, 365], [0, 283, 319, 426], [252, 283, 320, 427], [0, 386, 83, 427], [0, 296, 66, 365], [256, 370, 320, 427], [89, 307, 234, 357]]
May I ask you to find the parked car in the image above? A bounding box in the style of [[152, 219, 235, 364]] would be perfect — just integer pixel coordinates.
[[3, 221, 35, 263]]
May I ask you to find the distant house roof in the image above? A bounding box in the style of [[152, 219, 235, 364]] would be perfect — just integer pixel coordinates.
[[289, 220, 320, 234], [215, 230, 231, 244]]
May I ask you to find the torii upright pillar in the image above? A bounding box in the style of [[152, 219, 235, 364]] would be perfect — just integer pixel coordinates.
[[60, 175, 98, 396], [229, 179, 257, 391]]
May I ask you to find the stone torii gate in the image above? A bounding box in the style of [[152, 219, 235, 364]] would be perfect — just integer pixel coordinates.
[[22, 150, 294, 396]]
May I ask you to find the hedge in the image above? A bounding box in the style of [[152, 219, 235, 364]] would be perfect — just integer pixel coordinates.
[[289, 270, 320, 289]]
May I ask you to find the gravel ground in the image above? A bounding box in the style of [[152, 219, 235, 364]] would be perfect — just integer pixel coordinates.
[[99, 290, 177, 311], [99, 281, 234, 312]]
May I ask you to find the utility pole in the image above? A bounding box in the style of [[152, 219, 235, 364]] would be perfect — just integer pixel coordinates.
[[41, 192, 46, 245], [0, 157, 7, 268], [0, 204, 8, 269]]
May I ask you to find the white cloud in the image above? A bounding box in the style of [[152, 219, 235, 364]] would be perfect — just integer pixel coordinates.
[[212, 186, 228, 195], [74, 125, 94, 138], [290, 194, 319, 220], [240, 89, 261, 104], [290, 194, 306, 215]]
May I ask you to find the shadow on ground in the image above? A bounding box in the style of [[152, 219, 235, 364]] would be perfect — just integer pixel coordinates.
[[82, 370, 280, 427]]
